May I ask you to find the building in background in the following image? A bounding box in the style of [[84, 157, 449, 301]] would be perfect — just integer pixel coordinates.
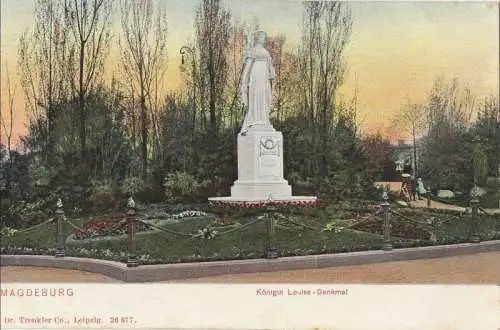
[[392, 138, 423, 178]]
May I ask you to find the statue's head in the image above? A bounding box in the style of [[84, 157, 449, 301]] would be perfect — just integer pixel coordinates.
[[254, 31, 267, 46]]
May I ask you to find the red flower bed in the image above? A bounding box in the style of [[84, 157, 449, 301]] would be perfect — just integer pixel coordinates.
[[72, 213, 152, 240], [209, 199, 319, 209], [366, 204, 382, 212]]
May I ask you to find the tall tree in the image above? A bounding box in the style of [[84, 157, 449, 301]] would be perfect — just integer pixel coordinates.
[[421, 77, 475, 189], [194, 0, 231, 143], [474, 96, 499, 175], [392, 100, 426, 177], [267, 34, 287, 125], [18, 0, 71, 157], [1, 64, 16, 194], [359, 133, 397, 181], [473, 96, 499, 208], [472, 137, 488, 185], [299, 1, 353, 176], [64, 0, 112, 165], [119, 0, 168, 178], [224, 21, 247, 129], [426, 77, 474, 136]]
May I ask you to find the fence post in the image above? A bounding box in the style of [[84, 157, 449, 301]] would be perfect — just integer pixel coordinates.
[[55, 198, 66, 258], [127, 197, 139, 267], [469, 187, 481, 243], [265, 195, 278, 259], [381, 190, 393, 251], [427, 186, 431, 208]]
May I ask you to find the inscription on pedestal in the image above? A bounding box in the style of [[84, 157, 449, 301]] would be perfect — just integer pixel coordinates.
[[258, 137, 281, 178], [259, 155, 280, 178], [259, 137, 280, 156]]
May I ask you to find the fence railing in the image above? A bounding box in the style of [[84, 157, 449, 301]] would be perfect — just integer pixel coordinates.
[[384, 188, 487, 248], [6, 191, 497, 267]]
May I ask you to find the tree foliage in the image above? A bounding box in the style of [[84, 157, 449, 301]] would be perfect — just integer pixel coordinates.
[[4, 1, 499, 229], [119, 0, 168, 178], [63, 0, 112, 164]]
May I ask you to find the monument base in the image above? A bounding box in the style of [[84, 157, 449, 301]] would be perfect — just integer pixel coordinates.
[[229, 125, 292, 200], [207, 123, 317, 203], [231, 179, 292, 200], [208, 195, 316, 203]]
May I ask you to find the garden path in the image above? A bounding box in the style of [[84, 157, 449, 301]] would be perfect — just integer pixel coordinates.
[[2, 252, 499, 284], [0, 266, 120, 282], [409, 198, 466, 211], [375, 181, 500, 213], [410, 198, 500, 214], [177, 252, 500, 284]]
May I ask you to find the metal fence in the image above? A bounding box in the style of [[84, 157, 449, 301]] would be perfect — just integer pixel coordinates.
[[13, 189, 498, 267]]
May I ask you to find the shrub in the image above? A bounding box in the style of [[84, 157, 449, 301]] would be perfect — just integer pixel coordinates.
[[164, 171, 209, 203], [0, 227, 18, 238], [120, 176, 145, 197], [29, 164, 54, 188], [89, 179, 117, 211]]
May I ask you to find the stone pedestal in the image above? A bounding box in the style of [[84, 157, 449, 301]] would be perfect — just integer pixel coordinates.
[[230, 125, 292, 200]]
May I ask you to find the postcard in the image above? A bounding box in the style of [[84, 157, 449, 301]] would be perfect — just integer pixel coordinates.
[[1, 0, 499, 329]]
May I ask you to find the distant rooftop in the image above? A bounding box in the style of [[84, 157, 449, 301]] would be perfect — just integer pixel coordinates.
[[392, 138, 413, 147]]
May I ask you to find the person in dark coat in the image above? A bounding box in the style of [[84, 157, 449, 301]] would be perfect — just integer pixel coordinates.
[[410, 176, 417, 201]]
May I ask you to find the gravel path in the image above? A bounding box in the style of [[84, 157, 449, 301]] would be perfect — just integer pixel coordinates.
[[375, 181, 500, 213], [409, 198, 466, 211], [1, 266, 120, 283], [410, 198, 500, 214], [1, 252, 499, 284], [178, 252, 500, 284]]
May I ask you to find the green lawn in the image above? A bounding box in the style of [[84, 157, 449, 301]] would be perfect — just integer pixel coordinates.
[[2, 202, 499, 265]]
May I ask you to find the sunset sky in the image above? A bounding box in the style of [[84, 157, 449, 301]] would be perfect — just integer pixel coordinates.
[[1, 0, 499, 146]]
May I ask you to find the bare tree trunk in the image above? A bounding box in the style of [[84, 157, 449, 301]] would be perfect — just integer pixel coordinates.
[[413, 124, 418, 177], [1, 64, 16, 196], [78, 44, 86, 161], [18, 0, 72, 158], [140, 91, 147, 178], [64, 0, 112, 174], [119, 0, 168, 179], [300, 2, 352, 177], [195, 0, 230, 145]]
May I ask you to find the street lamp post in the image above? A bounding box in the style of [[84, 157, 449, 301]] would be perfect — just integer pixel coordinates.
[[395, 161, 403, 184], [498, 162, 500, 209], [426, 185, 431, 208], [180, 46, 196, 170], [412, 128, 417, 178], [180, 46, 196, 126]]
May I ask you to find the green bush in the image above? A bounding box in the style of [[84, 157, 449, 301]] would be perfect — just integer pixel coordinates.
[[89, 179, 118, 212], [164, 171, 209, 204], [120, 176, 145, 197], [29, 164, 54, 188]]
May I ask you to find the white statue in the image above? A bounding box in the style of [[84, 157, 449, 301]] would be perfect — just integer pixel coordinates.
[[239, 30, 276, 133]]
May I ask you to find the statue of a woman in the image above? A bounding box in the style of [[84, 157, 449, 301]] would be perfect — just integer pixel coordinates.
[[239, 31, 275, 132]]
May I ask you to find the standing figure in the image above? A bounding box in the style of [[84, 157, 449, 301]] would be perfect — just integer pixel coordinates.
[[400, 173, 411, 201], [416, 177, 427, 200], [410, 175, 417, 201], [239, 31, 276, 132]]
